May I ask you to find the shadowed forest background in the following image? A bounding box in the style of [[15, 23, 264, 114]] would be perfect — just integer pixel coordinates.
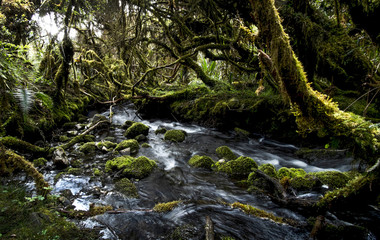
[[1, 0, 380, 239]]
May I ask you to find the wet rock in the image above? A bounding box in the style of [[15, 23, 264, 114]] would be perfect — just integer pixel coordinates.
[[33, 157, 47, 167], [120, 147, 131, 155], [53, 147, 69, 169], [124, 122, 149, 139], [141, 143, 151, 148], [248, 169, 288, 199], [188, 155, 215, 170], [96, 141, 117, 152], [164, 129, 186, 142], [67, 130, 78, 136], [215, 146, 237, 161]]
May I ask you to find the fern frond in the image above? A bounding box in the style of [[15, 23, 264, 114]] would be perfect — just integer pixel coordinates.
[[13, 87, 34, 115]]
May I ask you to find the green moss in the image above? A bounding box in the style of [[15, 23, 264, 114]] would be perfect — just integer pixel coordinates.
[[59, 135, 70, 142], [114, 178, 138, 198], [0, 136, 47, 155], [278, 167, 307, 179], [216, 146, 237, 161], [153, 200, 181, 212], [310, 171, 350, 189], [141, 143, 151, 148], [60, 134, 95, 150], [96, 141, 117, 151], [155, 128, 167, 134], [67, 168, 82, 176], [114, 139, 140, 154], [290, 174, 320, 191], [234, 127, 250, 137], [105, 155, 157, 179], [164, 129, 186, 142], [79, 142, 96, 154], [0, 185, 99, 240], [188, 155, 215, 169], [33, 157, 47, 167], [231, 202, 283, 223], [92, 168, 102, 176], [122, 120, 136, 129], [258, 163, 278, 178], [217, 156, 258, 179], [124, 122, 149, 139]]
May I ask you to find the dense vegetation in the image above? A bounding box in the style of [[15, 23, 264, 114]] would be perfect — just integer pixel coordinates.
[[1, 0, 380, 239]]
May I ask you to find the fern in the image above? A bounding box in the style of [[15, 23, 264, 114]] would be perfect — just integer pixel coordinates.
[[13, 88, 34, 116]]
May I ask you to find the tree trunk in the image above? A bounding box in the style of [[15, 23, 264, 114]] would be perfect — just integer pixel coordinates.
[[249, 0, 379, 163]]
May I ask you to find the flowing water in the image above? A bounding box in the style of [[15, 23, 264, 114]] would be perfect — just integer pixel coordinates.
[[31, 103, 378, 239]]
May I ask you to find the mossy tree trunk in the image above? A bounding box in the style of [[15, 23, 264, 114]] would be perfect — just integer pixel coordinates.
[[249, 0, 379, 163]]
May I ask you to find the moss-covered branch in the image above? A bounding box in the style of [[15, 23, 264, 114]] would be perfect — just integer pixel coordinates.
[[0, 148, 50, 196], [249, 0, 379, 163]]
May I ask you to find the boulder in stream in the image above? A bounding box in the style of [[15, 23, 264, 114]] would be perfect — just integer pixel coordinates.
[[164, 129, 186, 142], [215, 146, 237, 161], [114, 178, 139, 198], [124, 122, 149, 139], [188, 155, 215, 170], [105, 155, 157, 179], [216, 156, 258, 179], [53, 147, 69, 169], [115, 139, 139, 154]]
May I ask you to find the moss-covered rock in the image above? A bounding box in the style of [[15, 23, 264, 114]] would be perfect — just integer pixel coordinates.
[[217, 156, 258, 179], [164, 129, 186, 142], [141, 143, 151, 148], [67, 167, 82, 176], [290, 174, 321, 191], [135, 134, 147, 142], [278, 167, 307, 179], [124, 122, 149, 139], [155, 128, 167, 134], [114, 139, 139, 154], [0, 136, 47, 155], [59, 135, 70, 142], [153, 200, 181, 212], [122, 120, 136, 129], [105, 155, 157, 179], [216, 146, 237, 161], [79, 142, 96, 154], [96, 141, 117, 151], [234, 127, 250, 137], [33, 157, 47, 167], [92, 168, 102, 176], [114, 178, 138, 198], [311, 171, 350, 189], [188, 155, 215, 169], [258, 163, 278, 178]]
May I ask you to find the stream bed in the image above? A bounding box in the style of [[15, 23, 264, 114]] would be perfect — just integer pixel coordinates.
[[28, 103, 379, 239]]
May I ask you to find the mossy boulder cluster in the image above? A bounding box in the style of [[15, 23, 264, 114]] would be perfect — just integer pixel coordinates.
[[79, 141, 118, 154], [105, 155, 157, 179], [216, 156, 258, 179], [164, 129, 187, 142]]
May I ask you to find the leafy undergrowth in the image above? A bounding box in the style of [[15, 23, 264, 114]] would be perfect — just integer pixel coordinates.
[[0, 185, 99, 240]]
